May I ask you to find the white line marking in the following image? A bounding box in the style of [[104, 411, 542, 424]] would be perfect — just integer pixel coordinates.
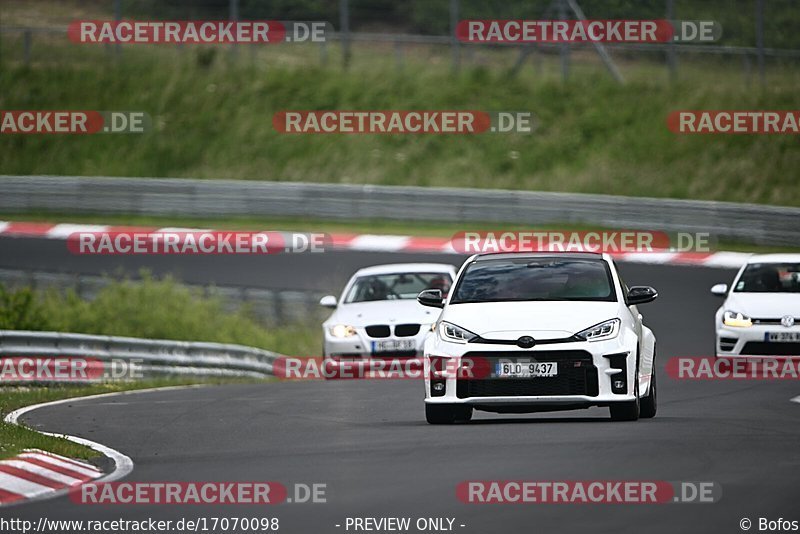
[[1, 460, 83, 485], [347, 234, 410, 252], [46, 224, 110, 239], [3, 384, 205, 507], [17, 453, 101, 478], [0, 222, 9, 234], [702, 251, 753, 268], [0, 472, 53, 498], [791, 396, 800, 404], [21, 450, 102, 473]]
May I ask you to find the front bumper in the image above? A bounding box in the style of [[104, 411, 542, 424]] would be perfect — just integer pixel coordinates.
[[323, 325, 432, 361], [716, 324, 800, 357], [423, 334, 639, 409]]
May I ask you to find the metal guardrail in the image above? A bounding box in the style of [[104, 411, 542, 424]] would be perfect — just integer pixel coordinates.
[[0, 330, 281, 381], [0, 267, 326, 325], [1, 175, 799, 246]]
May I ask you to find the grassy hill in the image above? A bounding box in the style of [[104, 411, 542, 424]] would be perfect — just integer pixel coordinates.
[[1, 1, 799, 206]]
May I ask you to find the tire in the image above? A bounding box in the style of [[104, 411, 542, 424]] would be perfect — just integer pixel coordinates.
[[609, 362, 640, 421], [426, 404, 471, 425], [640, 367, 657, 419]]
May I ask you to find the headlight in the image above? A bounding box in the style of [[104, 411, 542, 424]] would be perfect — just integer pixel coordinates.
[[723, 311, 752, 327], [329, 324, 357, 338], [438, 322, 478, 343], [575, 318, 620, 342]]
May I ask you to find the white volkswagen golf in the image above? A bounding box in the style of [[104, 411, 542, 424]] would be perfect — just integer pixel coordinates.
[[418, 252, 658, 424], [320, 263, 456, 367], [712, 254, 800, 358]]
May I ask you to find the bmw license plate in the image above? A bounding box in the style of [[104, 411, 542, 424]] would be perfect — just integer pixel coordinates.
[[371, 339, 416, 352], [495, 361, 558, 378], [765, 332, 800, 342]]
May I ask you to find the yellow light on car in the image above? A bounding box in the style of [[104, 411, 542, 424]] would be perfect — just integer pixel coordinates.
[[723, 311, 752, 328], [330, 324, 357, 338]]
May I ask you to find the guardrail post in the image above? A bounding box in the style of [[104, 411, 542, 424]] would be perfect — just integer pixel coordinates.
[[450, 0, 460, 73], [755, 0, 765, 86], [230, 0, 240, 60], [339, 0, 351, 69], [23, 29, 32, 65], [666, 0, 677, 81]]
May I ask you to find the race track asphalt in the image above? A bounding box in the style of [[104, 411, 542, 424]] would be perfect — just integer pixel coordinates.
[[1, 235, 798, 534]]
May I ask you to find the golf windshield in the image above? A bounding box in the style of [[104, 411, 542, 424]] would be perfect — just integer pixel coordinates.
[[734, 263, 800, 293]]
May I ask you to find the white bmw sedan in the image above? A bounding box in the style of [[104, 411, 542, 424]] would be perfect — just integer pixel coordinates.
[[418, 252, 658, 424], [320, 263, 456, 366], [712, 254, 800, 358]]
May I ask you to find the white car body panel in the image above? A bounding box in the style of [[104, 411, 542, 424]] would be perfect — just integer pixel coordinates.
[[424, 253, 657, 413], [322, 263, 456, 360], [715, 254, 800, 358]]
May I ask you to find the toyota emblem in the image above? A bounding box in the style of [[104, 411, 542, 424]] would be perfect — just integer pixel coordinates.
[[517, 336, 536, 349], [781, 315, 795, 328]]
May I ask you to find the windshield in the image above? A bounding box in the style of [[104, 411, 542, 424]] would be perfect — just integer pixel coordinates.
[[345, 272, 452, 303], [450, 258, 616, 304], [733, 263, 800, 293]]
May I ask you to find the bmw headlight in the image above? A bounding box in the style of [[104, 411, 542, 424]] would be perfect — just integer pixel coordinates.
[[329, 324, 357, 338], [438, 322, 478, 343], [723, 310, 752, 328], [575, 318, 620, 342]]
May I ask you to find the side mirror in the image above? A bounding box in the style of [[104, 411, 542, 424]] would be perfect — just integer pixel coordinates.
[[710, 283, 728, 297], [627, 286, 658, 305], [417, 289, 444, 308], [319, 295, 338, 308]]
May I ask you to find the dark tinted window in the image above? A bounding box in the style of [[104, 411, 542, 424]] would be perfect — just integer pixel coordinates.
[[345, 272, 452, 303], [734, 263, 800, 293], [451, 258, 616, 304]]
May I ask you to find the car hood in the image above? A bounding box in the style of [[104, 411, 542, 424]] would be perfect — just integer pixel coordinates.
[[441, 301, 621, 340], [325, 299, 440, 326], [724, 293, 800, 318]]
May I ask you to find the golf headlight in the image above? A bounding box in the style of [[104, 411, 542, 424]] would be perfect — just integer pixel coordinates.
[[438, 322, 478, 343], [723, 311, 752, 327], [329, 324, 357, 338], [576, 318, 620, 342]]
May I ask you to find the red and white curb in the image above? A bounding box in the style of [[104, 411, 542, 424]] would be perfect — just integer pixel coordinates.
[[0, 450, 102, 505], [0, 221, 753, 268], [0, 387, 203, 507]]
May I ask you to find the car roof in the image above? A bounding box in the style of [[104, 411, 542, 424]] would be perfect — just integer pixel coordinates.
[[471, 251, 606, 262], [745, 253, 800, 264], [353, 263, 456, 276]]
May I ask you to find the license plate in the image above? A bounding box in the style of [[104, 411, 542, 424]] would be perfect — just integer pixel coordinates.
[[765, 332, 800, 342], [495, 361, 558, 378], [371, 339, 416, 352]]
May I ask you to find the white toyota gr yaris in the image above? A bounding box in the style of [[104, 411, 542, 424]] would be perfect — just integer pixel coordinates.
[[418, 252, 658, 424]]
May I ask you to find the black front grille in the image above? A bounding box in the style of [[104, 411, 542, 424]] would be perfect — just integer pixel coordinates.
[[719, 337, 737, 351], [753, 318, 799, 325], [365, 325, 390, 338], [742, 342, 800, 356], [394, 324, 420, 337], [456, 351, 598, 398]]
